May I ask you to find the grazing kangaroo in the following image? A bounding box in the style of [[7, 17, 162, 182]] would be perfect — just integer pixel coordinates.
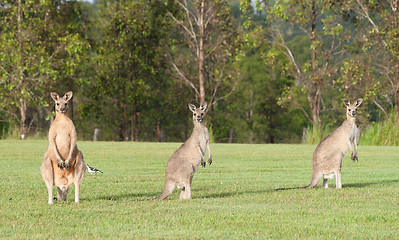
[[40, 91, 86, 204], [305, 98, 363, 189], [155, 102, 212, 200]]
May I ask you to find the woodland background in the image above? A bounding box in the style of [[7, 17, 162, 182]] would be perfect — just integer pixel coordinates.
[[1, 0, 398, 144]]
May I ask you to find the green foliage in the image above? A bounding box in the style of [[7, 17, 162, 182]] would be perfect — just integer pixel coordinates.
[[0, 0, 398, 144], [304, 125, 333, 145], [360, 112, 399, 146], [0, 112, 9, 139], [0, 0, 89, 138]]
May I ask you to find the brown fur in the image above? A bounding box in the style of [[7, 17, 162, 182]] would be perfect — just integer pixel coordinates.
[[305, 98, 363, 189], [40, 91, 86, 204], [155, 102, 212, 200]]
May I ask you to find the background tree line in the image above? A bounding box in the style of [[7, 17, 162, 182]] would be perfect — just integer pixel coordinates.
[[0, 0, 397, 144]]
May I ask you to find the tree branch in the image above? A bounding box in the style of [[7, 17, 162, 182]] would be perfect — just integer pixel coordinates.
[[372, 97, 389, 119], [204, 30, 237, 60], [166, 10, 196, 41], [355, 0, 388, 47], [171, 61, 200, 98]]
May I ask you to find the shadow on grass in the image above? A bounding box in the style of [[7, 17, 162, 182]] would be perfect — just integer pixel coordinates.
[[344, 179, 399, 188], [198, 188, 274, 199], [275, 186, 306, 191], [85, 188, 276, 201], [274, 179, 399, 191], [82, 191, 160, 202]]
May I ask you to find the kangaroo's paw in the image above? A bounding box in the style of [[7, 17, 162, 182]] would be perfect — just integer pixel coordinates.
[[64, 160, 71, 170], [208, 156, 212, 165], [57, 160, 65, 169], [351, 152, 358, 162], [201, 157, 206, 167]]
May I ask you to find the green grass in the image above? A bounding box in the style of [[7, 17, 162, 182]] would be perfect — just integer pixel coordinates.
[[305, 125, 333, 145], [1, 140, 399, 239], [360, 112, 399, 146]]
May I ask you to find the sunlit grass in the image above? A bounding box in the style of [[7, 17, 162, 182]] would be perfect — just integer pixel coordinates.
[[0, 140, 398, 239], [360, 112, 399, 146]]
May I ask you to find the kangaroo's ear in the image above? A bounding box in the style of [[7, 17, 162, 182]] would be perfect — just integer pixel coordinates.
[[343, 99, 350, 107], [51, 92, 59, 101], [188, 103, 196, 112], [200, 102, 207, 111], [354, 98, 363, 107], [63, 91, 73, 102]]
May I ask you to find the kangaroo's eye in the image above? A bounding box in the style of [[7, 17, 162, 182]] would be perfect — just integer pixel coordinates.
[[193, 113, 197, 116], [65, 103, 68, 106], [56, 103, 59, 106], [348, 109, 351, 111], [201, 113, 204, 116]]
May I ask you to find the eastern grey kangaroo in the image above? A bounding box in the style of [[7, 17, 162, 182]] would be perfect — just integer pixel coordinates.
[[40, 91, 86, 204], [155, 102, 212, 200], [305, 98, 363, 189]]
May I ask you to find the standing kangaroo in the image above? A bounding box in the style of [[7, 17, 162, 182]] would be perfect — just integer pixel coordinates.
[[40, 91, 86, 204], [155, 102, 212, 200], [306, 98, 363, 189]]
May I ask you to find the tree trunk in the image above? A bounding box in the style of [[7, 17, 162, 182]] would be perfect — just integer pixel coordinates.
[[93, 128, 100, 141], [19, 99, 27, 139], [311, 83, 321, 132], [228, 128, 235, 143], [134, 115, 139, 142], [198, 0, 206, 104], [130, 104, 135, 141], [130, 103, 139, 142], [310, 0, 321, 132], [69, 77, 74, 121], [123, 102, 128, 141], [393, 0, 399, 127], [156, 119, 162, 142]]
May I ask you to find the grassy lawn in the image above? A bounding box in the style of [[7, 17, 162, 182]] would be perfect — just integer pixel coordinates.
[[0, 140, 398, 239]]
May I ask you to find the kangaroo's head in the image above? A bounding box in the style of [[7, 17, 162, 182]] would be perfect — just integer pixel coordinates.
[[51, 91, 73, 114], [343, 98, 363, 118], [188, 102, 207, 123]]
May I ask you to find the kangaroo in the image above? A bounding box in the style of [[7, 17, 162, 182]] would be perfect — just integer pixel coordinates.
[[40, 91, 86, 204], [305, 98, 363, 189], [155, 102, 212, 200]]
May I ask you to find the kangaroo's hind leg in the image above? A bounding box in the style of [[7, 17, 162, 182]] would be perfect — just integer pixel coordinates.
[[57, 187, 68, 201], [335, 169, 342, 189], [180, 173, 194, 200], [73, 151, 86, 203], [179, 182, 192, 200], [40, 153, 54, 204], [323, 178, 329, 189], [323, 173, 335, 189]]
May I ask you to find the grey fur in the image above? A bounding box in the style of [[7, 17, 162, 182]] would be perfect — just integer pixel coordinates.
[[155, 102, 212, 200], [305, 98, 363, 189]]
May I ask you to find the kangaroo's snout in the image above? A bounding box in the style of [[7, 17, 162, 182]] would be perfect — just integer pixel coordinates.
[[196, 114, 203, 122], [348, 109, 357, 117]]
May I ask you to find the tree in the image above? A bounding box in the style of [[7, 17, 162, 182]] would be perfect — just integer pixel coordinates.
[[167, 0, 241, 107], [0, 0, 88, 139], [243, 0, 349, 132], [343, 0, 399, 124], [87, 0, 174, 141]]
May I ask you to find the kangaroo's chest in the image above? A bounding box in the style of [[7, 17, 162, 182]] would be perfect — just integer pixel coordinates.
[[349, 123, 357, 140], [50, 120, 75, 156], [197, 129, 207, 155]]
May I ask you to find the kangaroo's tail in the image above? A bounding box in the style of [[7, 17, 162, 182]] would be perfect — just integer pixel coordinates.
[[304, 173, 322, 189], [153, 182, 175, 200], [275, 173, 322, 191]]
